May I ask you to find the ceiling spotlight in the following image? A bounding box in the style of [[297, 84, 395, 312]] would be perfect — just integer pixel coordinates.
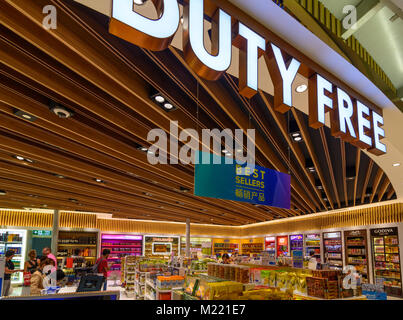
[[49, 101, 74, 119], [289, 120, 302, 142], [13, 109, 37, 122], [54, 174, 65, 179], [28, 194, 39, 198], [0, 190, 6, 196], [180, 186, 190, 193], [225, 153, 232, 157], [222, 149, 229, 154], [138, 146, 148, 152], [154, 95, 165, 103], [25, 158, 35, 164], [163, 103, 174, 110], [13, 155, 25, 161], [295, 84, 308, 93], [305, 158, 315, 173], [180, 15, 184, 24], [143, 192, 153, 197], [317, 185, 323, 190], [147, 150, 154, 155], [294, 136, 302, 142], [393, 163, 401, 167], [42, 204, 48, 208], [94, 178, 104, 183], [69, 198, 78, 203], [150, 91, 177, 112]]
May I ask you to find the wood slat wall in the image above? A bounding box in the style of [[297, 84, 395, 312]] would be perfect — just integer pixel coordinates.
[[1, 203, 402, 236], [0, 209, 52, 228]]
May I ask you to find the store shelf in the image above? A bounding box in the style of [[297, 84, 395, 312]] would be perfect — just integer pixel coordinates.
[[146, 280, 156, 290], [58, 244, 97, 247]]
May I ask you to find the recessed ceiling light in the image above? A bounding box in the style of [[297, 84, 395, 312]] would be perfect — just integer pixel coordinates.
[[94, 178, 104, 183], [138, 146, 148, 152], [296, 84, 308, 93], [25, 158, 34, 163], [42, 204, 48, 208], [163, 103, 174, 110], [225, 153, 232, 157], [294, 136, 302, 142], [54, 174, 64, 179], [154, 95, 165, 103], [317, 185, 323, 190], [0, 190, 6, 196], [13, 109, 37, 122], [393, 163, 401, 167], [222, 149, 229, 154], [49, 102, 74, 119], [13, 155, 25, 161], [147, 150, 154, 155]]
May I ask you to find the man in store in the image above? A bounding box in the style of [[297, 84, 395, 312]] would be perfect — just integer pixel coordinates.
[[94, 249, 110, 291], [42, 247, 58, 269], [3, 250, 24, 296]]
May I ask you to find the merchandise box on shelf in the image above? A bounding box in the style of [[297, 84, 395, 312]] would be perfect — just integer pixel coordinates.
[[0, 229, 27, 285]]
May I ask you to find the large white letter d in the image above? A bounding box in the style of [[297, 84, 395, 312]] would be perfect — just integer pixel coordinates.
[[110, 0, 179, 51]]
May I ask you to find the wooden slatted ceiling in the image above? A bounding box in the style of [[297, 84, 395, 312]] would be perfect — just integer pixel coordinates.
[[0, 0, 396, 225]]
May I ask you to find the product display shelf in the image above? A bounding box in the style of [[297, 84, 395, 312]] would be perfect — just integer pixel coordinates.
[[0, 229, 27, 284], [344, 230, 369, 283], [144, 272, 185, 300], [101, 234, 143, 273], [241, 243, 264, 255], [213, 243, 239, 255], [123, 256, 138, 298], [305, 234, 321, 263], [57, 231, 98, 266], [323, 232, 343, 270], [371, 228, 402, 296]]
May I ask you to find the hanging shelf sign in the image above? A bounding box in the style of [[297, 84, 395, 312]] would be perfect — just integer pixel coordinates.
[[194, 151, 290, 209]]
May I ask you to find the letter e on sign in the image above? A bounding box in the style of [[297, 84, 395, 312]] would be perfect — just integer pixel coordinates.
[[367, 111, 386, 155]]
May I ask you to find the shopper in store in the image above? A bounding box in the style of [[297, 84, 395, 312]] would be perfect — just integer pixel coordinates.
[[42, 247, 57, 268], [308, 251, 318, 270], [24, 249, 40, 273], [3, 250, 24, 296], [221, 253, 232, 264], [94, 248, 110, 291], [22, 249, 41, 295], [30, 257, 53, 295]]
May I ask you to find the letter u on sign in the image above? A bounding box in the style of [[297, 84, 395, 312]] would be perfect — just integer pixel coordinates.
[[109, 0, 180, 51]]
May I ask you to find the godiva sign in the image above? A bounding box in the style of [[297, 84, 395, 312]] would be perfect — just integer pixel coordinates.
[[109, 0, 386, 155]]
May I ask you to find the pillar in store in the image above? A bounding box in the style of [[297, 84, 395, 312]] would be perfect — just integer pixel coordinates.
[[185, 218, 190, 257], [51, 210, 59, 255]]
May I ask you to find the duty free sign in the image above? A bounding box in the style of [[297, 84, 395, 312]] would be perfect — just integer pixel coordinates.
[[109, 0, 387, 156]]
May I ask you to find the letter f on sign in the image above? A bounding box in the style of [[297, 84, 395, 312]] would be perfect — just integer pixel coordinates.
[[109, 0, 180, 51]]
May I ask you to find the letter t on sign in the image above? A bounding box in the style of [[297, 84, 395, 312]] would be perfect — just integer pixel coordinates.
[[265, 44, 301, 113]]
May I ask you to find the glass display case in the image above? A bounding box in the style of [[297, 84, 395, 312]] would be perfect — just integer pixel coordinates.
[[0, 229, 27, 284], [344, 229, 369, 283]]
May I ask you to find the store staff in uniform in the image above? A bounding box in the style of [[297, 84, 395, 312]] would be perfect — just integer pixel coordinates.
[[3, 250, 24, 296]]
